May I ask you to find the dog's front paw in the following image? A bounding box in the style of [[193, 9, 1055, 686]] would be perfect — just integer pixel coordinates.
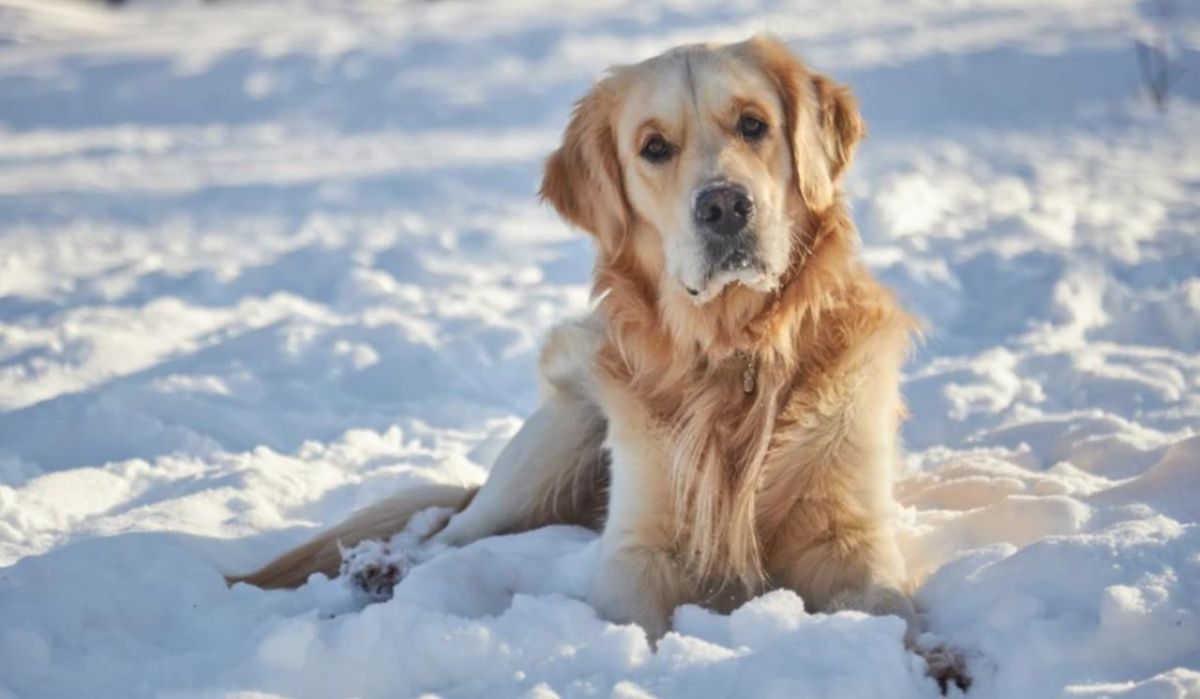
[[920, 644, 972, 694], [339, 539, 412, 602]]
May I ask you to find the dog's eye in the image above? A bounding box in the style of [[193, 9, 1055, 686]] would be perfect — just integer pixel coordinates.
[[738, 115, 768, 141], [640, 135, 675, 163]]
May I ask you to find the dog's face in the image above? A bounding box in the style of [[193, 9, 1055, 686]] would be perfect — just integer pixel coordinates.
[[542, 36, 863, 306], [613, 46, 796, 302]]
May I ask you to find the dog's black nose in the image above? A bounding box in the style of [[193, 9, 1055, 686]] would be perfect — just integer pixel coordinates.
[[694, 184, 754, 237]]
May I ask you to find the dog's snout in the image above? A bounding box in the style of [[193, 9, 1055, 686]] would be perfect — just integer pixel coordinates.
[[694, 184, 754, 237]]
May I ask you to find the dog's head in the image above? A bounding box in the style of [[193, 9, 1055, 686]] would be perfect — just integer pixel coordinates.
[[541, 36, 863, 306]]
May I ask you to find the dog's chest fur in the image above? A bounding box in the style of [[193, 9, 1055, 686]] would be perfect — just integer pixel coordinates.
[[619, 282, 908, 590]]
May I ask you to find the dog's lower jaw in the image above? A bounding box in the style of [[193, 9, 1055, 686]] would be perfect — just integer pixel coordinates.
[[681, 267, 780, 306]]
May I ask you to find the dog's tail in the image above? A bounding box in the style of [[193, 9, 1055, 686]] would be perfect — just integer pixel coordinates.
[[225, 482, 477, 589]]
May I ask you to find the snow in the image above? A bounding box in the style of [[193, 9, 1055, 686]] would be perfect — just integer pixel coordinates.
[[0, 0, 1198, 697]]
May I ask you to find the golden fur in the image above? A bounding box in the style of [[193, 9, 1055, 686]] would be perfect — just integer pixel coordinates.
[[538, 37, 914, 602], [229, 39, 966, 684]]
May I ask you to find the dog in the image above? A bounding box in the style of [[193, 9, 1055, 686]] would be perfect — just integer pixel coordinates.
[[228, 35, 968, 691]]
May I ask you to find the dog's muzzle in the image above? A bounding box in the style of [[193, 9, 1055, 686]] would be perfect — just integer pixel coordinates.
[[692, 183, 764, 278]]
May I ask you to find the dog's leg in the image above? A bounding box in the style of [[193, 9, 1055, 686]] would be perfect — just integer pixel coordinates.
[[827, 573, 919, 639], [231, 391, 605, 593], [773, 520, 972, 693], [584, 387, 686, 640], [331, 389, 607, 602], [774, 534, 971, 690], [430, 318, 611, 548], [225, 482, 476, 589], [228, 321, 608, 592], [763, 346, 971, 692], [431, 390, 607, 547]]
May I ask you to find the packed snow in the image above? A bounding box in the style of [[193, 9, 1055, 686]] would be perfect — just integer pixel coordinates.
[[1, 0, 1198, 697]]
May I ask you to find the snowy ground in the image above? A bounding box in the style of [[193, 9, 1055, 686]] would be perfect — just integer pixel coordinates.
[[1, 0, 1198, 697]]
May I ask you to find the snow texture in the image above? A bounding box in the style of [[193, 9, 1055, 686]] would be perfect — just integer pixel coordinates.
[[0, 0, 1198, 697]]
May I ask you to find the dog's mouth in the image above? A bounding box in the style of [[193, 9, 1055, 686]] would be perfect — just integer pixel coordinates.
[[683, 242, 773, 303], [715, 246, 759, 274]]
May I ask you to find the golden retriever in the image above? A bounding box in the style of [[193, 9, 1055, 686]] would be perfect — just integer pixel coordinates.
[[229, 35, 966, 689]]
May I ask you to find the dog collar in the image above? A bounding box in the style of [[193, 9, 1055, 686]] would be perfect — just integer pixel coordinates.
[[735, 350, 758, 394]]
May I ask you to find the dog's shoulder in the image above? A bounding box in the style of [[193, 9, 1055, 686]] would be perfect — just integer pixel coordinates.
[[777, 266, 916, 422], [829, 267, 920, 373]]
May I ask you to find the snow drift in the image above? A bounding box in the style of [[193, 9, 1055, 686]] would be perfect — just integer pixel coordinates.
[[0, 0, 1198, 697]]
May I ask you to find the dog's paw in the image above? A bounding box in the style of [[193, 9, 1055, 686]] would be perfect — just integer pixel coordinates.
[[349, 557, 407, 601], [339, 539, 412, 602], [920, 645, 972, 694]]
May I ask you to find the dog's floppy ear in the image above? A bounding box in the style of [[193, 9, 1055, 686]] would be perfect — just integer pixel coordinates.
[[540, 81, 629, 248], [746, 36, 865, 212]]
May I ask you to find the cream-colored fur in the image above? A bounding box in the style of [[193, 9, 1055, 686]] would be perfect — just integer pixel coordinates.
[[229, 36, 926, 653]]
